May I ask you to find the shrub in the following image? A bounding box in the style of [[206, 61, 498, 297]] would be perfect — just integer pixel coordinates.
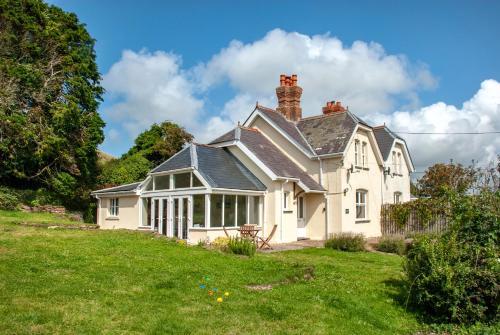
[[377, 235, 406, 255], [0, 187, 19, 210], [211, 237, 230, 251], [404, 190, 499, 324], [227, 237, 256, 257], [325, 232, 365, 252]]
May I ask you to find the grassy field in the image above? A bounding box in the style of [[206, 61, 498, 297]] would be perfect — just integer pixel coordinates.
[[0, 209, 90, 226], [0, 212, 423, 334]]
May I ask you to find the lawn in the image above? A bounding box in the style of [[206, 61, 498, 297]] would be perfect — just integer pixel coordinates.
[[0, 213, 421, 335], [0, 209, 91, 226]]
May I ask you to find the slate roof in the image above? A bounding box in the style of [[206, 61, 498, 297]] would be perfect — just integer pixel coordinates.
[[195, 145, 266, 191], [92, 182, 141, 195], [150, 144, 265, 191], [254, 106, 315, 155], [238, 128, 324, 191], [296, 111, 359, 156], [150, 146, 192, 173], [373, 126, 396, 161], [373, 126, 414, 169]]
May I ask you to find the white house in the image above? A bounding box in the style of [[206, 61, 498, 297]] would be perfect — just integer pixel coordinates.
[[92, 74, 414, 243]]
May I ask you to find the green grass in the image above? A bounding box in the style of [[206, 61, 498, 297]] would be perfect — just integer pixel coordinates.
[[0, 219, 423, 334], [0, 209, 88, 226]]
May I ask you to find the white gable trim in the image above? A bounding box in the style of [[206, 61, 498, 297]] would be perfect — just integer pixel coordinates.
[[342, 124, 384, 166], [389, 139, 415, 172], [244, 110, 316, 159], [235, 142, 279, 181]]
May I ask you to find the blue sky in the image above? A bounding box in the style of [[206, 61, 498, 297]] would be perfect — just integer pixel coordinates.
[[49, 0, 500, 170]]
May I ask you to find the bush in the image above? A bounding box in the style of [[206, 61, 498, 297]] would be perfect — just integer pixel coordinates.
[[325, 232, 365, 252], [377, 235, 406, 255], [0, 187, 19, 210], [211, 237, 230, 251], [227, 237, 256, 257], [404, 190, 499, 324]]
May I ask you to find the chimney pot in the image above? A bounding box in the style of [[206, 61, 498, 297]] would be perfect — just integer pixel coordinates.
[[275, 74, 303, 121], [280, 74, 286, 86], [322, 100, 346, 115]]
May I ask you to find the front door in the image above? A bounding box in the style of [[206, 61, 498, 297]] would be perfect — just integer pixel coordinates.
[[172, 197, 190, 239], [297, 196, 306, 239]]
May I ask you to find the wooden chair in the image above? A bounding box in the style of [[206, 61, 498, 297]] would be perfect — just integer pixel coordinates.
[[222, 225, 230, 237], [258, 225, 278, 250]]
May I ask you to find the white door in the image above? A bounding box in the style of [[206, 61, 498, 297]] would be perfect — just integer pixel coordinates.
[[172, 196, 190, 240], [297, 196, 306, 239]]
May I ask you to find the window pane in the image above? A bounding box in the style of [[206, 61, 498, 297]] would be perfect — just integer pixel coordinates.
[[356, 205, 365, 219], [356, 191, 366, 219], [142, 198, 151, 226], [237, 195, 247, 226], [298, 197, 304, 219], [154, 175, 170, 190], [193, 195, 205, 228], [210, 194, 223, 227], [224, 195, 236, 227], [192, 174, 203, 187], [174, 173, 190, 188], [248, 196, 260, 225]]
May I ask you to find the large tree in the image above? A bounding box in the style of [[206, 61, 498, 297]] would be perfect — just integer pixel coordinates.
[[417, 163, 476, 198], [0, 0, 104, 200], [124, 121, 193, 166], [97, 122, 193, 188]]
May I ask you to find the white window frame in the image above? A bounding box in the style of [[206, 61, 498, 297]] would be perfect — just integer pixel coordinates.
[[355, 190, 367, 220], [354, 140, 360, 166], [210, 194, 262, 228], [397, 153, 402, 174], [109, 198, 119, 217], [394, 192, 402, 204], [361, 142, 367, 167], [392, 151, 397, 173], [283, 191, 291, 210]]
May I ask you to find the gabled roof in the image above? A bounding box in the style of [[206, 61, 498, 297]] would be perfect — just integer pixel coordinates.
[[195, 145, 266, 191], [373, 126, 399, 161], [150, 144, 266, 191], [92, 182, 141, 195], [296, 111, 359, 156], [150, 146, 192, 173], [212, 127, 324, 192], [253, 106, 315, 155], [373, 125, 415, 171]]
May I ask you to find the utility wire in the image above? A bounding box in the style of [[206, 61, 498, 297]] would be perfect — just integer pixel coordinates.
[[393, 131, 500, 135]]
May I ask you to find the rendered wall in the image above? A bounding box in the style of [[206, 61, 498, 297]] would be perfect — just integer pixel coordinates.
[[381, 142, 411, 204], [98, 195, 140, 230]]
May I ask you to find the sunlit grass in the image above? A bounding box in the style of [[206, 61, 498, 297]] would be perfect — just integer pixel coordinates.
[[0, 219, 421, 334]]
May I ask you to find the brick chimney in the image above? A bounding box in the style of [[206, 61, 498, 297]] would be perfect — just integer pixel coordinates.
[[322, 100, 346, 115], [276, 74, 302, 121]]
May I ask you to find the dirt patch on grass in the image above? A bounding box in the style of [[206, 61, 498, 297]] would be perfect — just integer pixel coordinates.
[[246, 266, 315, 291]]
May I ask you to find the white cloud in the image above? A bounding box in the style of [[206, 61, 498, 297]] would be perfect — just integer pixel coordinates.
[[102, 49, 203, 139], [100, 29, 498, 170], [197, 29, 437, 117], [375, 79, 500, 169]]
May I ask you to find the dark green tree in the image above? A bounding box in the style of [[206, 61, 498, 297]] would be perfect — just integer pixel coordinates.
[[97, 154, 152, 188], [124, 121, 193, 166], [0, 0, 104, 204]]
